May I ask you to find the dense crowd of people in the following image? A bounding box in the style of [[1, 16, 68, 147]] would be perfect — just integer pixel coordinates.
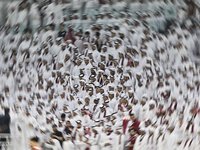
[[1, 0, 200, 150]]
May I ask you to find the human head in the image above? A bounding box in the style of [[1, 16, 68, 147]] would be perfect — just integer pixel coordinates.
[[4, 108, 10, 114], [52, 124, 57, 132], [29, 137, 39, 148], [61, 113, 66, 121], [130, 113, 135, 121], [130, 128, 136, 136], [66, 121, 71, 127], [76, 120, 82, 128]]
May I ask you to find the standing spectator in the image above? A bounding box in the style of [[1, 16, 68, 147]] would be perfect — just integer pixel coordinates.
[[58, 23, 67, 39], [64, 26, 76, 44], [16, 5, 28, 33], [94, 32, 102, 52], [29, 0, 41, 34]]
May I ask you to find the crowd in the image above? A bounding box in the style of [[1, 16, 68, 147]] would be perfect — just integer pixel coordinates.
[[0, 0, 200, 150]]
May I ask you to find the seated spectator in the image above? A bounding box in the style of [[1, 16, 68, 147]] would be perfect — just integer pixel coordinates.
[[64, 121, 74, 135], [51, 124, 65, 147], [127, 128, 138, 150]]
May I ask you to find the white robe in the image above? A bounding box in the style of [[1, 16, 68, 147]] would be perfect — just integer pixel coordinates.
[[99, 132, 112, 150], [16, 9, 28, 27], [19, 115, 38, 150], [63, 140, 76, 150], [89, 133, 100, 150], [29, 4, 40, 28], [112, 134, 124, 150], [134, 134, 148, 150]]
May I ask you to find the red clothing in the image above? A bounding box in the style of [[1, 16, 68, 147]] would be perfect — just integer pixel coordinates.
[[99, 0, 105, 4], [64, 28, 76, 44], [123, 119, 130, 134], [131, 119, 140, 134], [128, 135, 137, 150], [168, 102, 177, 111], [126, 59, 133, 67]]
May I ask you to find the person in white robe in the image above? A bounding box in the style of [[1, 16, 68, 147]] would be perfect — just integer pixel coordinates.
[[164, 125, 178, 150], [18, 109, 38, 150], [88, 126, 100, 150], [144, 100, 156, 121], [80, 109, 91, 127], [138, 97, 149, 122], [99, 127, 113, 150], [112, 127, 124, 150], [29, 2, 40, 34], [134, 128, 148, 150], [5, 7, 17, 27], [84, 0, 99, 20], [16, 6, 28, 33], [72, 0, 85, 15], [63, 134, 76, 150], [74, 30, 84, 53], [71, 120, 88, 150], [38, 127, 48, 147], [44, 138, 60, 150], [45, 0, 63, 28], [14, 122, 25, 150], [177, 6, 187, 24]]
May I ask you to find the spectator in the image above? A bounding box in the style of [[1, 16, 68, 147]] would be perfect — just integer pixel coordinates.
[[29, 136, 42, 150], [64, 121, 74, 135], [58, 23, 67, 39], [51, 124, 65, 147]]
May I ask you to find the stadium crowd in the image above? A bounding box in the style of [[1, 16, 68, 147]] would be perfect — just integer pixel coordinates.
[[1, 0, 200, 150]]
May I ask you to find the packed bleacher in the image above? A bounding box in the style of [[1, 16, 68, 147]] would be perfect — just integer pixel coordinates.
[[1, 0, 200, 150]]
